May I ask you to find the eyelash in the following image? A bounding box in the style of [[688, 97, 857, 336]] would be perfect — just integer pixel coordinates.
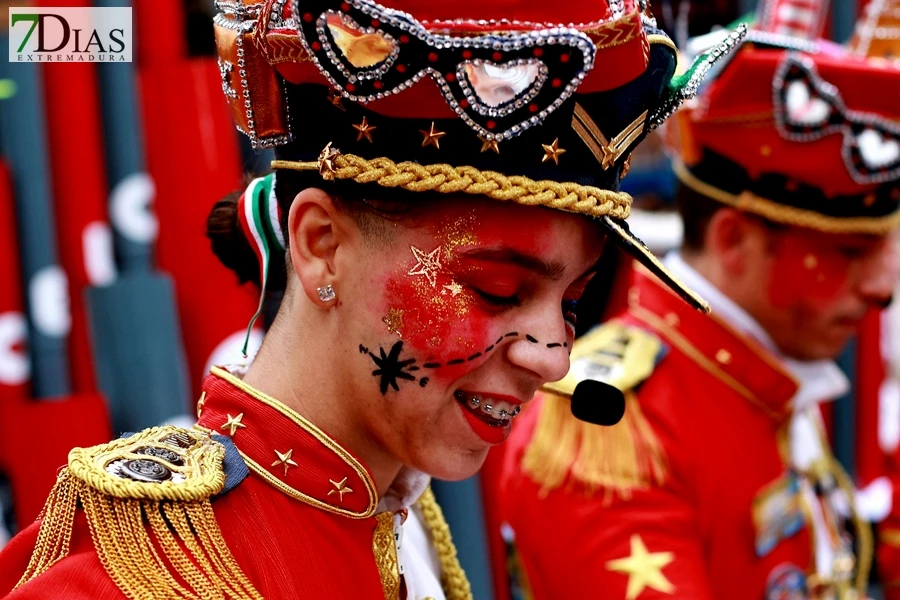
[[474, 289, 579, 329], [474, 289, 522, 307]]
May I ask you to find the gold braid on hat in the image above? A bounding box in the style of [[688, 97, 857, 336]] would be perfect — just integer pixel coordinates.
[[674, 160, 900, 235], [272, 143, 633, 220]]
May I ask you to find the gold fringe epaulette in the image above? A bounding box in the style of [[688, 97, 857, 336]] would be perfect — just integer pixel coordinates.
[[16, 425, 263, 600], [522, 322, 669, 502]]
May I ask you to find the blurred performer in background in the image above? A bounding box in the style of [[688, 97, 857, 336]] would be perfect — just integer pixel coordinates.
[[0, 0, 736, 598], [501, 1, 900, 599], [856, 4, 900, 598]]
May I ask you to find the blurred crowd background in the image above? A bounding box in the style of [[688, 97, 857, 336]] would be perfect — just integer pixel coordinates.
[[0, 1, 896, 599]]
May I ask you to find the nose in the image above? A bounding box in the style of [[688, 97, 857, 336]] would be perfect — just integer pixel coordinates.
[[504, 305, 571, 384], [857, 239, 899, 307]]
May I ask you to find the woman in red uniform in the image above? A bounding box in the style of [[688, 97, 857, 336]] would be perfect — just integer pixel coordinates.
[[0, 0, 730, 597]]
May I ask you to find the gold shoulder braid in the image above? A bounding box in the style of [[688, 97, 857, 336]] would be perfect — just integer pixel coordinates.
[[15, 426, 263, 600], [416, 486, 473, 600], [522, 321, 668, 502]]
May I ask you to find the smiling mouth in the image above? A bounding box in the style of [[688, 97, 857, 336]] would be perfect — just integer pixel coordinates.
[[453, 390, 522, 426]]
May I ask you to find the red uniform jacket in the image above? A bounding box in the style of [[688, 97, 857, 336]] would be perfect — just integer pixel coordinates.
[[501, 266, 870, 600], [0, 367, 460, 599]]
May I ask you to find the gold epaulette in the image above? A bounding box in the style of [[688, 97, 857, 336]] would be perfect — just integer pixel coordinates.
[[15, 425, 262, 600], [522, 321, 669, 502]]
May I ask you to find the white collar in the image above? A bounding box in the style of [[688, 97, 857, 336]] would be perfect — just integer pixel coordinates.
[[662, 253, 849, 409]]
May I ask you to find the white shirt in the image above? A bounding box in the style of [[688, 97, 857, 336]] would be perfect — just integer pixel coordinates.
[[377, 468, 446, 600]]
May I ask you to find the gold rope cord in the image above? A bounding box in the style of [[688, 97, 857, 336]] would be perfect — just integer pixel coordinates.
[[416, 487, 474, 600], [271, 145, 633, 220], [828, 458, 874, 598], [521, 392, 668, 502], [674, 160, 900, 235], [15, 427, 263, 600]]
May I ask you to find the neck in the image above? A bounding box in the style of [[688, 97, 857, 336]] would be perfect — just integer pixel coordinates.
[[242, 307, 403, 498]]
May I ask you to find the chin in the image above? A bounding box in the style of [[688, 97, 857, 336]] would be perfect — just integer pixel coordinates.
[[783, 337, 851, 361], [413, 446, 490, 481]]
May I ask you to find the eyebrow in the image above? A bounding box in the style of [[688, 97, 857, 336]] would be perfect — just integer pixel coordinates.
[[455, 247, 568, 280]]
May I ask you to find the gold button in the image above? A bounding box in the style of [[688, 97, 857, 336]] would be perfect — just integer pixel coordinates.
[[760, 145, 772, 157], [715, 349, 732, 365]]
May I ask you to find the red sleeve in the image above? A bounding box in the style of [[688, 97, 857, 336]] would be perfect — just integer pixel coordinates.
[[0, 515, 125, 600], [501, 387, 715, 600]]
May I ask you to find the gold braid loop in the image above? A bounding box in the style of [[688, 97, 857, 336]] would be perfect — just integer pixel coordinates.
[[15, 426, 263, 600], [271, 145, 632, 220], [416, 486, 473, 600]]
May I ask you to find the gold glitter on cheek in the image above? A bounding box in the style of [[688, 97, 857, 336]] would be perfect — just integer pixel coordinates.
[[440, 212, 479, 261], [382, 307, 405, 338], [456, 336, 475, 349], [442, 281, 463, 296]]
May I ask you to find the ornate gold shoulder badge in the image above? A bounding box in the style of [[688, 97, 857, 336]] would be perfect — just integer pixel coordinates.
[[15, 426, 263, 600]]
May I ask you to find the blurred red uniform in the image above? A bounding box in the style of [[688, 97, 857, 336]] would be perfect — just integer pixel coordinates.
[[502, 264, 868, 600]]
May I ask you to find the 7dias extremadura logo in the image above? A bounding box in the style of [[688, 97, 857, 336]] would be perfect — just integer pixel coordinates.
[[9, 7, 132, 62]]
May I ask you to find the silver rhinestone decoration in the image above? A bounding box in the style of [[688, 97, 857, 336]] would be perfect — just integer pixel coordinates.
[[268, 0, 288, 28], [218, 58, 238, 99], [317, 10, 400, 83], [773, 53, 900, 185], [609, 0, 626, 19], [456, 58, 548, 119], [220, 29, 294, 150], [745, 29, 819, 54], [648, 24, 747, 131], [292, 0, 597, 141], [317, 284, 336, 302]]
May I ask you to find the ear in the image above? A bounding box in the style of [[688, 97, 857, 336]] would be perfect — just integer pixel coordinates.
[[286, 188, 350, 306], [705, 208, 766, 275]]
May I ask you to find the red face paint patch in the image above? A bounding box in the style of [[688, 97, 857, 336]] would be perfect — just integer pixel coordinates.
[[767, 233, 851, 310], [377, 204, 559, 381]]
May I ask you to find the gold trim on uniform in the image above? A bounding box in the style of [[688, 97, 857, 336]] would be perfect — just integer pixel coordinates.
[[14, 426, 263, 600], [523, 322, 669, 498], [211, 366, 379, 519], [373, 512, 401, 600]]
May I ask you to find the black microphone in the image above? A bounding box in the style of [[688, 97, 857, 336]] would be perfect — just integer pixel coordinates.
[[570, 380, 626, 426]]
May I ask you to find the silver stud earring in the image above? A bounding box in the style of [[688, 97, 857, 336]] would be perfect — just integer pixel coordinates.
[[317, 284, 336, 303]]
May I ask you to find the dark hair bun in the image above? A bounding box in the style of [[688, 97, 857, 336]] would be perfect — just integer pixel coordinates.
[[206, 190, 262, 287]]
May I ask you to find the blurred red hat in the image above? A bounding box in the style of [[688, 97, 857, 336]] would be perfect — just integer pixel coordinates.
[[671, 0, 900, 234]]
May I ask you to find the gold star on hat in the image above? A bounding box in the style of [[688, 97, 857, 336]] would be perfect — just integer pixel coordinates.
[[606, 534, 675, 599], [353, 116, 377, 143], [420, 122, 447, 149], [478, 135, 500, 154], [328, 89, 346, 111], [542, 138, 567, 165]]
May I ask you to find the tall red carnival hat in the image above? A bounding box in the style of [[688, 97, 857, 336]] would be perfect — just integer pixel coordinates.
[[670, 0, 900, 235], [211, 0, 749, 313]]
